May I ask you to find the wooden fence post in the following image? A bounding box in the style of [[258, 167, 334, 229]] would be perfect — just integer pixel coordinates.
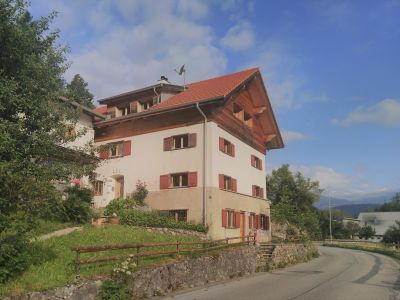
[[75, 249, 80, 275], [136, 246, 140, 266], [176, 241, 180, 257]]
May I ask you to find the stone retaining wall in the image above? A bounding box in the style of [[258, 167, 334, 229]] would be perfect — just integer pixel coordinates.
[[142, 226, 208, 239], [267, 243, 319, 270], [125, 246, 258, 299]]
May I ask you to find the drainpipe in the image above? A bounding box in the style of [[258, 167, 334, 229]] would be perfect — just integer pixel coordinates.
[[196, 102, 207, 228]]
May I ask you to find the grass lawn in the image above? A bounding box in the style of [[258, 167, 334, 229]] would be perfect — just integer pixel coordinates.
[[0, 225, 201, 297], [33, 219, 76, 236]]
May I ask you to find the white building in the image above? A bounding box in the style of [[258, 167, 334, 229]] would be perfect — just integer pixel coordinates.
[[87, 68, 283, 241]]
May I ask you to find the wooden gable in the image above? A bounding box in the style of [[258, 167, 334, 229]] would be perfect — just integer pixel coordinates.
[[210, 75, 283, 153]]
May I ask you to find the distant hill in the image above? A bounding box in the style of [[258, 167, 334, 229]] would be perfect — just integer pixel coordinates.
[[333, 203, 380, 217], [314, 196, 352, 209]]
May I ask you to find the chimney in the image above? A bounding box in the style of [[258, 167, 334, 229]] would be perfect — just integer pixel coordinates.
[[157, 76, 170, 84]]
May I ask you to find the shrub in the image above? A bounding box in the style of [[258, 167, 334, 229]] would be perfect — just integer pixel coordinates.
[[131, 180, 148, 205], [61, 186, 93, 223], [104, 198, 135, 217], [0, 235, 31, 283], [100, 279, 131, 300], [120, 209, 206, 232]]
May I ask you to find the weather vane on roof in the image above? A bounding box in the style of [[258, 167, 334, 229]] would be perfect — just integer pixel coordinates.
[[174, 64, 186, 89]]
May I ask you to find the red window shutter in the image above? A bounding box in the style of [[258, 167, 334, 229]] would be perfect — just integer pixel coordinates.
[[251, 155, 255, 167], [256, 214, 261, 229], [260, 188, 264, 198], [266, 215, 270, 230], [221, 209, 227, 227], [219, 137, 225, 152], [160, 175, 170, 189], [248, 215, 252, 229], [259, 160, 263, 170], [235, 212, 241, 228], [252, 185, 256, 197], [232, 178, 237, 192], [253, 215, 257, 228], [219, 174, 224, 189], [231, 143, 235, 157], [188, 133, 197, 147], [188, 172, 197, 187], [163, 137, 173, 151], [99, 150, 108, 159], [122, 140, 131, 156]]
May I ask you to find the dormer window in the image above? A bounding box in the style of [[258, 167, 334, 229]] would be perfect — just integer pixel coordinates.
[[120, 106, 130, 116], [140, 101, 154, 111]]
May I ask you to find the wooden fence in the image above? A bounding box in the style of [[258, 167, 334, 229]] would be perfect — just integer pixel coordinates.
[[71, 234, 256, 274]]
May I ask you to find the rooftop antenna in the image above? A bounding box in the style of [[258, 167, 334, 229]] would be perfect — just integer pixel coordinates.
[[174, 64, 186, 89]]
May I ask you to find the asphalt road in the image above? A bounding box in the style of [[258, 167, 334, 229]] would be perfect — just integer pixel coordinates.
[[161, 246, 400, 300]]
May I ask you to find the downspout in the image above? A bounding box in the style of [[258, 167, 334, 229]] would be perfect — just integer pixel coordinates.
[[196, 102, 207, 228]]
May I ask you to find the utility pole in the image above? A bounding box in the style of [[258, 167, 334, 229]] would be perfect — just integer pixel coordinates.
[[329, 193, 333, 243]]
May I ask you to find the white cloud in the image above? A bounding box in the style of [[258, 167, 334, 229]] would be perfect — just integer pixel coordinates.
[[332, 99, 400, 127], [281, 130, 309, 143], [221, 21, 255, 51], [62, 1, 227, 99]]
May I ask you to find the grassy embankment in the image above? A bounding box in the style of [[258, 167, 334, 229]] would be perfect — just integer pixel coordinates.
[[0, 225, 201, 297], [323, 241, 400, 260]]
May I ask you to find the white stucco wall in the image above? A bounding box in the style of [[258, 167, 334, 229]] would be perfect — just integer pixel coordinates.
[[93, 123, 205, 206], [208, 122, 266, 196], [64, 113, 94, 150]]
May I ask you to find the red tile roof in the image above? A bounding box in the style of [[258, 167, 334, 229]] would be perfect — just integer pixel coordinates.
[[151, 67, 259, 110], [93, 106, 107, 114]]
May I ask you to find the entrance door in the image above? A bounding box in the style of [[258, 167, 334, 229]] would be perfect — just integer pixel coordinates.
[[115, 176, 124, 199], [240, 212, 245, 240]]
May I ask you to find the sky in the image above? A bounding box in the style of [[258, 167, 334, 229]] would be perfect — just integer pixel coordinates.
[[29, 0, 400, 200]]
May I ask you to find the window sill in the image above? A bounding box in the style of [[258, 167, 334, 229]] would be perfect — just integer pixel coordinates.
[[170, 146, 194, 151], [220, 150, 234, 157], [109, 155, 123, 159]]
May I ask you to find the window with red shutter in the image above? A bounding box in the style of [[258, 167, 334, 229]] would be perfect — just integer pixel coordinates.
[[235, 212, 241, 228], [252, 185, 256, 197], [219, 174, 224, 189], [99, 150, 109, 159], [188, 172, 197, 187], [163, 137, 173, 151], [232, 178, 237, 192], [188, 133, 197, 147], [122, 140, 131, 156], [160, 175, 170, 189], [219, 137, 224, 152], [256, 214, 261, 229], [221, 209, 228, 228], [231, 143, 235, 157]]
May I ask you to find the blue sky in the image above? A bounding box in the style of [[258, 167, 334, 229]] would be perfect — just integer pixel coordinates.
[[30, 0, 400, 200]]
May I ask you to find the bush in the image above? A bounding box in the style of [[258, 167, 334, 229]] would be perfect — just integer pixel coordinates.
[[61, 186, 93, 223], [120, 209, 206, 232], [104, 198, 135, 217], [99, 279, 131, 300], [0, 235, 31, 283], [131, 180, 148, 205]]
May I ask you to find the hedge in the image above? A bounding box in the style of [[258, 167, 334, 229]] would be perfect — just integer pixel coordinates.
[[119, 209, 206, 232]]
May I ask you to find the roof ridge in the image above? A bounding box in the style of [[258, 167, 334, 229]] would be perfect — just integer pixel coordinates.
[[187, 67, 259, 86]]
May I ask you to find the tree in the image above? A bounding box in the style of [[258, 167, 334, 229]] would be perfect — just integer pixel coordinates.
[[0, 0, 98, 236], [267, 165, 323, 239], [375, 193, 400, 212], [266, 164, 322, 209], [65, 74, 95, 108], [359, 225, 376, 240], [345, 221, 361, 239], [382, 221, 400, 244]]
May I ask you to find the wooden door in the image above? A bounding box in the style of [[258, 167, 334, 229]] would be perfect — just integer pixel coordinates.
[[240, 212, 245, 240], [115, 176, 124, 199]]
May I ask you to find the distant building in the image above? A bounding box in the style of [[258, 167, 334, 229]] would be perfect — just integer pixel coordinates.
[[358, 212, 400, 241]]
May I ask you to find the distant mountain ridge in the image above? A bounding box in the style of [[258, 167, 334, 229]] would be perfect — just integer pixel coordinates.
[[314, 190, 400, 217]]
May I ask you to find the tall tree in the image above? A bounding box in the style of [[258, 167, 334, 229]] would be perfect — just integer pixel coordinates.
[[65, 74, 95, 108], [0, 0, 98, 235], [267, 164, 323, 239]]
